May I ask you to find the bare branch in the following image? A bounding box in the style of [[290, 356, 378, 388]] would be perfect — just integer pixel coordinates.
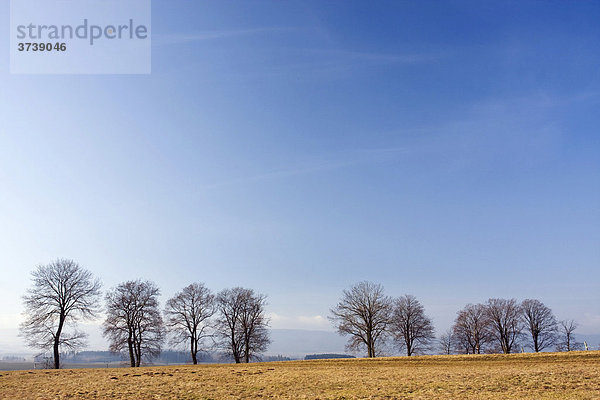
[[391, 295, 435, 356], [19, 259, 101, 369], [329, 281, 392, 358], [438, 329, 455, 355], [556, 320, 581, 352], [521, 299, 557, 352], [103, 280, 165, 367], [214, 287, 270, 363], [485, 298, 524, 354], [164, 283, 215, 364], [452, 303, 491, 354]]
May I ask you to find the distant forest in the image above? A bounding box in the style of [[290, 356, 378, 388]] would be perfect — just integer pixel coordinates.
[[47, 351, 294, 365]]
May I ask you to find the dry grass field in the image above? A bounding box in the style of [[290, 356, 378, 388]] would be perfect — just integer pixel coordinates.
[[1, 351, 599, 399]]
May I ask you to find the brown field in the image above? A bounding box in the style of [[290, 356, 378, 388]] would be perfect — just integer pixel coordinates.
[[1, 351, 599, 399]]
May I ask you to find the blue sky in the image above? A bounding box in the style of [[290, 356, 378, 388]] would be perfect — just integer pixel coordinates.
[[1, 1, 599, 352]]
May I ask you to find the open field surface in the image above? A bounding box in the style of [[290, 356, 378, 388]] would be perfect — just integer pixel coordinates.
[[0, 362, 130, 371], [1, 351, 599, 399]]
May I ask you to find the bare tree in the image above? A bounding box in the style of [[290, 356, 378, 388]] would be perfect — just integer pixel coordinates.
[[438, 329, 455, 355], [103, 280, 165, 367], [164, 283, 215, 364], [452, 303, 490, 354], [19, 259, 102, 369], [556, 320, 580, 352], [215, 288, 245, 363], [239, 290, 270, 363], [215, 287, 270, 363], [485, 298, 523, 354], [390, 295, 435, 356], [329, 281, 392, 358], [521, 299, 557, 352]]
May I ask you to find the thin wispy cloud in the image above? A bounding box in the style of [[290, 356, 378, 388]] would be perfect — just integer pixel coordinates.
[[200, 92, 577, 191], [200, 147, 409, 189], [154, 27, 297, 45], [303, 48, 441, 65], [154, 25, 441, 79]]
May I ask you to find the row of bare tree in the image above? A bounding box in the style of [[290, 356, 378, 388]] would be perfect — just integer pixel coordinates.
[[20, 259, 270, 369], [442, 299, 581, 355], [329, 281, 435, 357], [330, 281, 584, 357], [19, 261, 586, 369]]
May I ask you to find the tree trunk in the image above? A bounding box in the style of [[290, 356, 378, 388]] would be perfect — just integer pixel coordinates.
[[231, 329, 241, 363], [53, 314, 65, 369], [244, 337, 250, 363], [366, 331, 375, 358], [53, 338, 61, 369], [135, 341, 142, 367], [191, 336, 197, 365], [128, 336, 135, 368], [502, 336, 510, 354]]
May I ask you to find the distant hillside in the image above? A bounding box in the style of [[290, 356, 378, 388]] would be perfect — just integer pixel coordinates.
[[267, 329, 347, 357], [61, 350, 214, 364], [2, 329, 597, 361], [305, 354, 355, 360]]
